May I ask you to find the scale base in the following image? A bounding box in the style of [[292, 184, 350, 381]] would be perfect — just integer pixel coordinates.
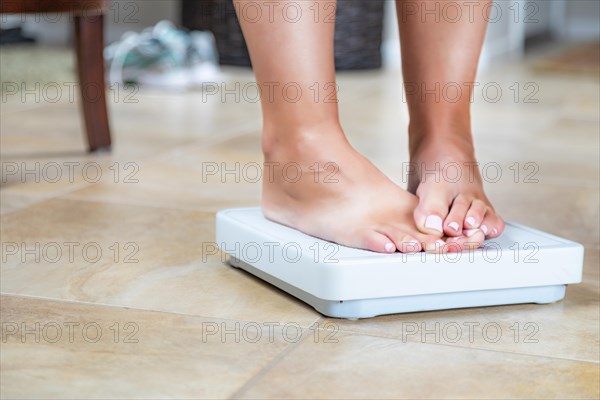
[[217, 208, 583, 319], [229, 257, 566, 319]]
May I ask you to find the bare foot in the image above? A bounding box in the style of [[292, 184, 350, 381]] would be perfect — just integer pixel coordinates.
[[408, 133, 505, 244], [262, 123, 474, 253]]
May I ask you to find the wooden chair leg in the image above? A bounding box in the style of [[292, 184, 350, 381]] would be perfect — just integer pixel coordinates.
[[73, 14, 111, 152]]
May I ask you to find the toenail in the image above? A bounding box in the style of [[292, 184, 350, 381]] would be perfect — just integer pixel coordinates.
[[385, 243, 395, 253], [425, 215, 443, 233], [448, 221, 460, 231], [492, 228, 498, 235], [480, 224, 489, 234], [463, 229, 481, 237], [465, 217, 476, 227]]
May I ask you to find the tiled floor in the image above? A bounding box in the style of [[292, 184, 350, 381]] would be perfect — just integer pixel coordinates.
[[1, 52, 599, 399]]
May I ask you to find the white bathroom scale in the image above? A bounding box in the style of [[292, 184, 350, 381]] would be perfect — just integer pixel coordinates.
[[216, 208, 584, 319]]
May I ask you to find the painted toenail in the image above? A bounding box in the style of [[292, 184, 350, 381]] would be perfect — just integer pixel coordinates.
[[448, 221, 460, 231], [425, 215, 443, 232], [385, 243, 395, 253], [466, 217, 476, 227], [492, 228, 498, 235], [480, 224, 489, 234], [463, 229, 481, 237]]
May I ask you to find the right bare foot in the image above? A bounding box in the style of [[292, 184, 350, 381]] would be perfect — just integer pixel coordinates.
[[261, 123, 476, 253]]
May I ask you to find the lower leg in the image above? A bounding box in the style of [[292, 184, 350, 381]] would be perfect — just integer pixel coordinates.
[[234, 0, 341, 151], [396, 0, 504, 240], [235, 0, 446, 253]]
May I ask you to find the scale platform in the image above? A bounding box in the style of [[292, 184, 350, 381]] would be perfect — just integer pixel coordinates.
[[216, 208, 584, 319]]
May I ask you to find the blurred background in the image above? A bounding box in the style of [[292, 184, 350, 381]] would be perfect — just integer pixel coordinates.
[[1, 0, 599, 79]]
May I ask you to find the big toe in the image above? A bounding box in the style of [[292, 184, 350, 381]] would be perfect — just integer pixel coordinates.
[[414, 185, 452, 236], [377, 226, 423, 253], [356, 229, 397, 254]]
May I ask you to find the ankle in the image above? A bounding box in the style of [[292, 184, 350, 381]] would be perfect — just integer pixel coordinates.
[[262, 119, 344, 161], [408, 125, 475, 158], [408, 109, 473, 145]]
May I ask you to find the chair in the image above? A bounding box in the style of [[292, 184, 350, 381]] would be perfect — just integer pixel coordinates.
[[1, 0, 112, 151]]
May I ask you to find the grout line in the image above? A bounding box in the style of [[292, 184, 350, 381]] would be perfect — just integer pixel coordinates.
[[149, 122, 261, 163], [340, 329, 600, 365], [55, 193, 242, 213], [300, 324, 600, 365], [228, 326, 315, 400], [0, 181, 92, 216], [0, 292, 322, 329], [2, 293, 599, 366], [36, 125, 260, 207], [0, 193, 47, 216], [231, 318, 600, 397], [0, 102, 50, 116], [7, 193, 600, 252]]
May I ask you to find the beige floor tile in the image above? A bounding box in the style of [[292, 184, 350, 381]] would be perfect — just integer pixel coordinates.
[[1, 156, 91, 199], [0, 153, 177, 201], [0, 100, 49, 116], [0, 198, 319, 326], [475, 146, 599, 189], [1, 101, 210, 158], [61, 133, 264, 211], [0, 98, 261, 205], [0, 79, 263, 159], [104, 89, 262, 141], [0, 105, 199, 200], [0, 295, 291, 399], [239, 332, 599, 399], [0, 192, 48, 215], [485, 182, 599, 249], [319, 251, 598, 363]]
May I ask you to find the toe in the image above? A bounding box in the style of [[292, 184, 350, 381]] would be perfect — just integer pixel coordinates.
[[464, 199, 487, 229], [444, 195, 470, 237], [377, 227, 422, 253], [414, 185, 452, 236], [424, 239, 447, 253], [455, 228, 486, 251], [398, 239, 421, 253], [413, 232, 445, 253], [417, 235, 446, 253], [443, 237, 463, 253], [358, 229, 397, 253], [484, 214, 506, 239], [443, 228, 485, 252], [480, 212, 497, 237]]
